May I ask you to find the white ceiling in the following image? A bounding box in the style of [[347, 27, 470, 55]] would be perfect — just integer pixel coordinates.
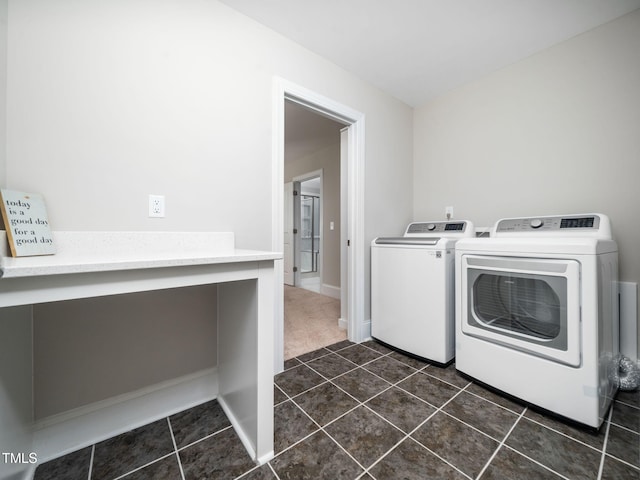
[[220, 0, 640, 107]]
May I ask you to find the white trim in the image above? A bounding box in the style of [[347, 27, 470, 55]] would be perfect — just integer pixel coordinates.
[[344, 115, 367, 344], [273, 77, 367, 373], [217, 394, 274, 466], [320, 283, 341, 300], [33, 368, 218, 463], [272, 80, 286, 374], [619, 281, 638, 363], [340, 128, 349, 330]]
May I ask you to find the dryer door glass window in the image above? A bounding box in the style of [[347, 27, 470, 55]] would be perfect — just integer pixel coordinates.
[[468, 270, 568, 351]]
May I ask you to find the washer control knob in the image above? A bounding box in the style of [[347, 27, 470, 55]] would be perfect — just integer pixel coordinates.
[[530, 219, 544, 229], [427, 223, 436, 231]]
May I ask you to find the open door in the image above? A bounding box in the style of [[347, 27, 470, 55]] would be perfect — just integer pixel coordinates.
[[283, 181, 301, 286], [283, 182, 294, 286]]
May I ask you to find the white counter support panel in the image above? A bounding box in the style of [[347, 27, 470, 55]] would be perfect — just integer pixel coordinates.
[[0, 232, 280, 480]]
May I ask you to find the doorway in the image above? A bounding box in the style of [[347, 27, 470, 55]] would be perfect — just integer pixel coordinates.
[[273, 78, 366, 373], [296, 173, 322, 293], [283, 105, 344, 359]]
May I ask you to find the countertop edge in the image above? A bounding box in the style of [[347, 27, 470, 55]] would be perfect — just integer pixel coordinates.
[[0, 231, 282, 279]]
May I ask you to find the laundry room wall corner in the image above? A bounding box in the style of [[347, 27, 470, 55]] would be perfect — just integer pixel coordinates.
[[413, 9, 640, 356]]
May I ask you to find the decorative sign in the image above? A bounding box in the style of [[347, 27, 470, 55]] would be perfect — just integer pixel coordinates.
[[0, 189, 55, 257]]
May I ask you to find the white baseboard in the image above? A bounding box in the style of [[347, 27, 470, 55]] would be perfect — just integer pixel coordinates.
[[217, 396, 256, 461], [338, 317, 347, 330], [33, 368, 218, 463], [362, 319, 372, 341], [216, 396, 273, 466], [2, 467, 35, 480], [620, 282, 638, 363], [320, 284, 340, 300]]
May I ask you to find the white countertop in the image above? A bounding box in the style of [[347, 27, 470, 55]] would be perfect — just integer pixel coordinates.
[[0, 231, 281, 278]]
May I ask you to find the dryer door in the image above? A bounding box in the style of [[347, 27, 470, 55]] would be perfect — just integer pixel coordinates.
[[460, 255, 581, 367]]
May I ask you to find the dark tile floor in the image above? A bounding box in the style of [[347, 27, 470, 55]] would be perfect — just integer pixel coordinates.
[[35, 340, 640, 479]]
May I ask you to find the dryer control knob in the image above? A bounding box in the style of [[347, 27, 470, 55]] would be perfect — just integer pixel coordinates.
[[427, 223, 436, 231], [530, 219, 544, 229]]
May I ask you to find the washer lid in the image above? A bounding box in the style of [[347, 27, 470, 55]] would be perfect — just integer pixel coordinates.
[[374, 237, 440, 246]]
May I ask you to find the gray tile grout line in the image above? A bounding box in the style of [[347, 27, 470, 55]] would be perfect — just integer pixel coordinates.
[[498, 442, 572, 480], [366, 437, 474, 480], [151, 367, 611, 480], [111, 451, 178, 480], [461, 402, 618, 479], [601, 397, 640, 473], [267, 461, 282, 480], [285, 345, 532, 478], [471, 404, 583, 480], [232, 458, 283, 480], [614, 396, 640, 410], [602, 453, 640, 472], [413, 383, 503, 475], [363, 376, 469, 477], [437, 408, 509, 444], [281, 352, 519, 427], [313, 357, 477, 478], [474, 407, 526, 480], [596, 407, 614, 480], [60, 341, 636, 480], [458, 377, 621, 456], [483, 404, 631, 480], [110, 418, 237, 480], [79, 350, 633, 480], [364, 385, 474, 480], [166, 416, 186, 480], [457, 384, 526, 416], [274, 357, 367, 468], [87, 445, 95, 480], [284, 391, 370, 475], [609, 419, 640, 436], [175, 425, 234, 452], [522, 411, 612, 454], [301, 347, 618, 480], [233, 355, 627, 480], [277, 346, 439, 477]]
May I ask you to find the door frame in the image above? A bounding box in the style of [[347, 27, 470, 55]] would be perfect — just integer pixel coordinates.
[[294, 170, 323, 289], [272, 77, 366, 373], [282, 181, 295, 287]]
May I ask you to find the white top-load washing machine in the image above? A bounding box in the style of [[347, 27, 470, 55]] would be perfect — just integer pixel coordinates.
[[455, 214, 618, 429], [371, 220, 474, 365]]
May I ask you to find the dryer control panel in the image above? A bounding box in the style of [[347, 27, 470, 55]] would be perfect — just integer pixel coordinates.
[[494, 214, 611, 239], [404, 221, 474, 237]]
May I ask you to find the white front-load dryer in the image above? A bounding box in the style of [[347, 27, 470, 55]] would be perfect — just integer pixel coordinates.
[[455, 214, 619, 429], [371, 220, 474, 365]]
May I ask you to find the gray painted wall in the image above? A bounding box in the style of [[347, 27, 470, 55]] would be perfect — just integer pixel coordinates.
[[413, 10, 640, 352], [0, 0, 6, 190], [5, 0, 412, 418], [34, 286, 217, 418]]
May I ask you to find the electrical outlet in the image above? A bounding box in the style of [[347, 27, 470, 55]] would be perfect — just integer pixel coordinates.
[[445, 206, 454, 220], [149, 195, 165, 218]]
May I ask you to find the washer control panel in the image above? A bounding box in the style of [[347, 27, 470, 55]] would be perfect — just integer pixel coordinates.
[[496, 214, 602, 233], [405, 220, 473, 237]]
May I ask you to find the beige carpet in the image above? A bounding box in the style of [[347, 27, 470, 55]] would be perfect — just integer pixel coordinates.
[[284, 285, 347, 360]]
